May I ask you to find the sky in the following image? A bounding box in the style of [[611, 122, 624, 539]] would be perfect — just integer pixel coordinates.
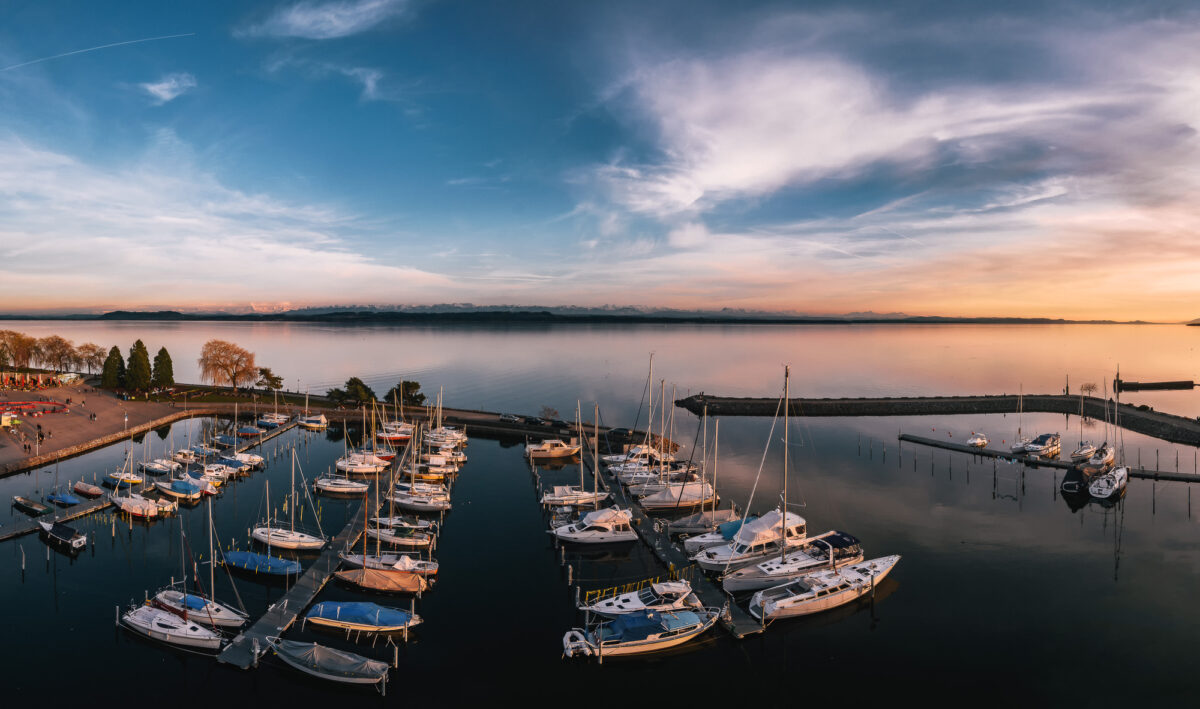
[[2, 0, 1200, 320]]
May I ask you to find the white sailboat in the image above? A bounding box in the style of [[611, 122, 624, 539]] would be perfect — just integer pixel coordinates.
[[748, 555, 901, 622], [252, 450, 327, 550], [721, 531, 865, 593]]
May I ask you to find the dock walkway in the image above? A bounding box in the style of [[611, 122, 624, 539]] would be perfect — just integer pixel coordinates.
[[580, 457, 764, 639]]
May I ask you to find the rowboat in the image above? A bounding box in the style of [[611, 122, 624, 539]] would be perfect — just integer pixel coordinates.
[[13, 495, 53, 516], [269, 639, 390, 692]]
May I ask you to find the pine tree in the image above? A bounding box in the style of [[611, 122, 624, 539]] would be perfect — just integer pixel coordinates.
[[101, 346, 125, 389], [126, 340, 152, 392], [152, 347, 175, 389]]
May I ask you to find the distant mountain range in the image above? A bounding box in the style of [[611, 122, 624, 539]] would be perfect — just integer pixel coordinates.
[[0, 305, 1163, 325]]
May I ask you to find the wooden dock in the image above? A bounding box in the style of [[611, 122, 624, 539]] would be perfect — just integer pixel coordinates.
[[0, 421, 298, 544], [577, 457, 764, 639], [899, 433, 1200, 483]]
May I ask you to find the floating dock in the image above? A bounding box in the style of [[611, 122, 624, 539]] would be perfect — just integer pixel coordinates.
[[899, 433, 1200, 483]]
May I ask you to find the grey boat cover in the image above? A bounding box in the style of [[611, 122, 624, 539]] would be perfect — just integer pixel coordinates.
[[274, 640, 389, 683]]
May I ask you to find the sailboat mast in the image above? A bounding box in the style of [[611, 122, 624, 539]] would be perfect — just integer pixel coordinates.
[[645, 354, 654, 449], [713, 418, 720, 516], [781, 366, 789, 560], [593, 403, 600, 511], [208, 495, 215, 599], [290, 449, 296, 533]]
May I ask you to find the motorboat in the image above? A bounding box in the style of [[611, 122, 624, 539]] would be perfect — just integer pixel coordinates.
[[1087, 442, 1116, 468], [121, 604, 225, 650], [526, 438, 582, 460], [269, 639, 390, 692], [1071, 441, 1098, 462], [1089, 466, 1129, 499], [306, 601, 422, 633], [562, 607, 721, 658], [338, 552, 438, 576], [38, 520, 86, 550], [315, 475, 370, 496], [1024, 433, 1061, 457], [541, 485, 610, 507], [682, 515, 759, 555], [549, 507, 638, 544], [749, 555, 901, 621], [691, 509, 807, 572], [966, 433, 989, 448], [153, 588, 249, 628], [578, 581, 703, 616], [721, 531, 865, 593]]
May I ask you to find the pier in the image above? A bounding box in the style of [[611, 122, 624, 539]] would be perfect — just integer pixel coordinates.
[[676, 393, 1200, 447]]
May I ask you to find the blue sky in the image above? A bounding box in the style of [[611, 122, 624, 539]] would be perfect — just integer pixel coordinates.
[[3, 0, 1200, 319]]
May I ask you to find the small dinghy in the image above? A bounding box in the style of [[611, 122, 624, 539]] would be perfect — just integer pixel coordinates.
[[562, 607, 722, 658], [122, 604, 224, 650], [549, 507, 638, 544], [153, 589, 249, 628], [749, 555, 901, 622], [314, 475, 370, 496], [13, 495, 53, 516], [39, 520, 86, 550], [220, 550, 301, 577], [578, 581, 703, 617], [73, 480, 105, 498], [722, 531, 865, 593], [334, 567, 428, 594], [338, 552, 439, 576], [305, 601, 422, 633], [1088, 466, 1129, 499], [45, 489, 82, 507], [269, 638, 390, 692], [365, 526, 434, 549]]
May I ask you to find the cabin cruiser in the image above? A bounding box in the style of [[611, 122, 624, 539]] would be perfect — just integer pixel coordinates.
[[748, 555, 900, 621], [691, 510, 806, 572], [550, 507, 638, 544], [526, 439, 582, 460], [578, 581, 703, 617], [1088, 466, 1128, 499], [721, 531, 864, 593], [173, 449, 199, 464], [562, 607, 721, 658], [1024, 433, 1061, 457]]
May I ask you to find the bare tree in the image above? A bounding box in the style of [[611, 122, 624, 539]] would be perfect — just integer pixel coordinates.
[[1080, 382, 1098, 397], [198, 339, 257, 391], [77, 343, 106, 375]]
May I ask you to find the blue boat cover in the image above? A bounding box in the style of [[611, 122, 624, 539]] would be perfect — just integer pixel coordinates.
[[222, 550, 301, 575], [238, 426, 264, 435], [181, 593, 209, 611], [718, 515, 758, 540], [214, 435, 239, 446], [47, 492, 81, 506], [171, 480, 201, 494], [257, 419, 279, 428], [600, 609, 703, 642], [307, 602, 413, 628]]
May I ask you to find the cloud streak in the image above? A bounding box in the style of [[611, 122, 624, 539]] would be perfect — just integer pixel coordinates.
[[140, 72, 197, 104], [240, 0, 411, 40], [0, 33, 196, 72]]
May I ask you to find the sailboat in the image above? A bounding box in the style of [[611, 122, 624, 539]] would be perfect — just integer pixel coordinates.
[[153, 498, 249, 628], [334, 501, 428, 593], [298, 391, 328, 430], [305, 601, 422, 633], [721, 531, 865, 593], [121, 604, 225, 650], [669, 418, 740, 534], [1010, 385, 1031, 453], [540, 405, 608, 507], [252, 451, 327, 550], [748, 555, 901, 621]]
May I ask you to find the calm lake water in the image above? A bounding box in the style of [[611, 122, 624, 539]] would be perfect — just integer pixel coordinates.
[[2, 322, 1199, 703]]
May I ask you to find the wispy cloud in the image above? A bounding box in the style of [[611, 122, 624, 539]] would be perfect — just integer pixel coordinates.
[[140, 72, 197, 104], [239, 0, 412, 40], [1, 33, 195, 72]]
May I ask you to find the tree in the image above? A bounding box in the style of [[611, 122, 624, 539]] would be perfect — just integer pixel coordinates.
[[256, 367, 283, 391], [1080, 382, 1098, 397], [152, 347, 175, 389], [539, 406, 561, 420], [383, 380, 426, 407], [126, 340, 152, 392], [37, 335, 75, 372], [101, 346, 125, 388], [77, 343, 106, 375], [327, 376, 376, 406], [198, 339, 257, 391], [0, 330, 37, 368]]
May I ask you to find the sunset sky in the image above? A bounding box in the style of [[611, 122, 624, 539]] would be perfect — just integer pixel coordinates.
[[2, 0, 1199, 320]]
